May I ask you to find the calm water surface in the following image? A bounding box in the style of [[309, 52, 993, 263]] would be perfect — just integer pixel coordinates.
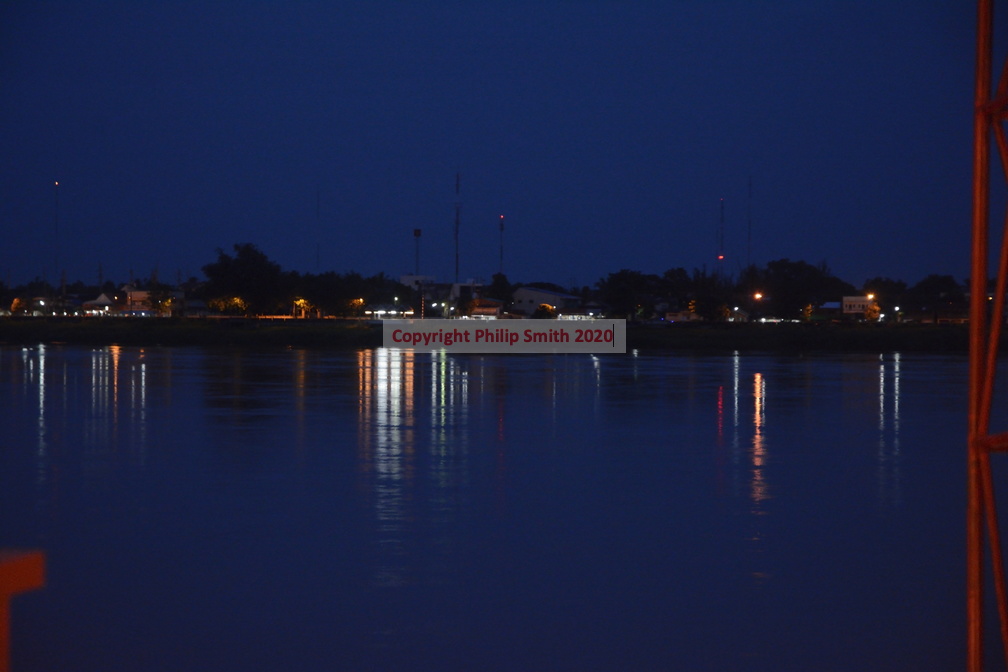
[[0, 345, 992, 670]]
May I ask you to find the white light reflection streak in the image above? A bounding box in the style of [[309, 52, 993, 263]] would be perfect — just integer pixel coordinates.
[[86, 345, 151, 467], [358, 348, 417, 587], [731, 352, 742, 495], [716, 385, 724, 446], [732, 351, 740, 432], [87, 347, 116, 450], [747, 368, 771, 586], [134, 353, 147, 467], [878, 354, 885, 433], [35, 346, 47, 494], [877, 353, 902, 506], [751, 371, 768, 506], [111, 345, 120, 426], [429, 348, 468, 483], [893, 353, 900, 442], [36, 345, 46, 456], [18, 346, 52, 521]]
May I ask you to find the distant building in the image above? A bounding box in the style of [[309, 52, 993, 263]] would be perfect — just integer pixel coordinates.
[[450, 280, 483, 304], [842, 296, 871, 315], [121, 285, 152, 313], [183, 299, 209, 317], [469, 297, 503, 318], [117, 284, 184, 316], [816, 301, 843, 321], [511, 286, 582, 316], [364, 304, 414, 318], [82, 293, 118, 316], [665, 310, 701, 322], [399, 274, 437, 292]]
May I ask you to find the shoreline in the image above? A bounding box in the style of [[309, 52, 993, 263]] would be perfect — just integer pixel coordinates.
[[0, 317, 973, 353]]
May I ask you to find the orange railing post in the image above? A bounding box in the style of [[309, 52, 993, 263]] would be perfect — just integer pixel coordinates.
[[0, 551, 45, 672]]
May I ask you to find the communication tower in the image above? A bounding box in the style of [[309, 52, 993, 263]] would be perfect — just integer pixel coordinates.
[[414, 228, 422, 275], [499, 214, 504, 275], [717, 198, 725, 275], [454, 173, 461, 283], [747, 177, 753, 267]]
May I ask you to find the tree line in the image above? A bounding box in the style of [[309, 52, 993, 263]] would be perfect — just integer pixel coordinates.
[[1, 243, 968, 321], [588, 262, 966, 321]]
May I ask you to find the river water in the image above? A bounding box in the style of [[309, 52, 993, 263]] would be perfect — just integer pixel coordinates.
[[0, 345, 994, 670]]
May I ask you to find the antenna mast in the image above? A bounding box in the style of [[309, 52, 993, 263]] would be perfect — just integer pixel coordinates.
[[454, 173, 461, 283], [54, 180, 60, 285], [315, 184, 321, 271], [717, 197, 725, 269], [414, 228, 422, 275], [747, 177, 753, 267]]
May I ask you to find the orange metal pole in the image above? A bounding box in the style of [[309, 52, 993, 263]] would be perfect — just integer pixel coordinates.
[[0, 550, 45, 672], [980, 449, 1008, 670], [969, 0, 993, 669]]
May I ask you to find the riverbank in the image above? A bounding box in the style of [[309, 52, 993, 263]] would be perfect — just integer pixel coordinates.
[[0, 317, 381, 349], [626, 321, 971, 353], [0, 317, 976, 353]]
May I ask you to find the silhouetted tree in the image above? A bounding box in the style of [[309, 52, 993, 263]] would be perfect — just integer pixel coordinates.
[[688, 268, 734, 321], [146, 278, 178, 315], [531, 303, 557, 319], [597, 269, 662, 319], [761, 259, 855, 320], [660, 267, 692, 312], [484, 273, 514, 305], [905, 274, 966, 322], [862, 277, 907, 316], [202, 243, 286, 315]]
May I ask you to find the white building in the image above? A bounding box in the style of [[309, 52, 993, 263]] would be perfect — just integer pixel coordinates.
[[511, 286, 582, 316], [842, 296, 871, 315]]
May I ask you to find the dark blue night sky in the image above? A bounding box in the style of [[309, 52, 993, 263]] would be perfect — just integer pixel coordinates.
[[0, 1, 987, 289]]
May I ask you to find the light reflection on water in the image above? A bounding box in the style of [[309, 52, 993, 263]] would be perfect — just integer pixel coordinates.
[[0, 345, 973, 671], [6, 345, 917, 543], [357, 349, 419, 587], [878, 352, 902, 508]]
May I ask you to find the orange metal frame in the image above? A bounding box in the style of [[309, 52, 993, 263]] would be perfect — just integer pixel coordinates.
[[0, 551, 45, 672], [971, 1, 1008, 669]]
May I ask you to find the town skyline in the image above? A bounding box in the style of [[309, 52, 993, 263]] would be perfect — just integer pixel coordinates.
[[0, 242, 970, 325], [0, 193, 981, 293], [0, 239, 971, 297]]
